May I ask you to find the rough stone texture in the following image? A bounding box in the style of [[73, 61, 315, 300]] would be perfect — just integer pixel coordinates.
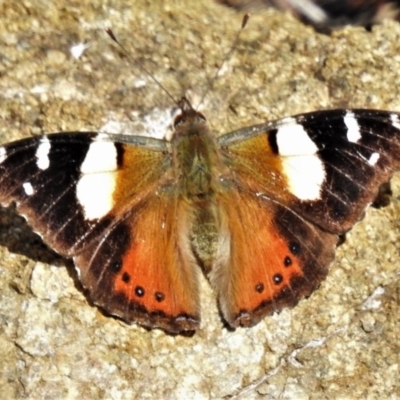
[[1, 0, 400, 398]]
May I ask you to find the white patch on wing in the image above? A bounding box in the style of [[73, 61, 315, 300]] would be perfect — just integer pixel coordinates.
[[77, 136, 118, 220], [368, 152, 380, 166], [276, 123, 324, 200], [23, 182, 35, 196], [344, 111, 362, 143], [390, 113, 400, 130], [36, 137, 51, 170], [276, 122, 318, 156], [80, 136, 118, 173], [0, 147, 6, 164], [76, 172, 117, 220], [281, 155, 325, 201]]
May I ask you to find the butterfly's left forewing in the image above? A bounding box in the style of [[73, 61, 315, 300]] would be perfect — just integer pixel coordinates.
[[214, 109, 400, 327], [219, 110, 400, 233]]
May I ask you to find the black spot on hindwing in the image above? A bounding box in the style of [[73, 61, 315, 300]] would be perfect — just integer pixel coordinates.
[[135, 286, 145, 297], [272, 203, 338, 301]]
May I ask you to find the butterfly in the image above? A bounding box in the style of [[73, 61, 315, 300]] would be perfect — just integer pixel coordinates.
[[1, 97, 400, 334], [216, 0, 400, 30]]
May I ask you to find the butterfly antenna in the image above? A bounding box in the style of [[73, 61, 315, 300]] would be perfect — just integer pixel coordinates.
[[105, 28, 180, 108], [196, 13, 250, 111]]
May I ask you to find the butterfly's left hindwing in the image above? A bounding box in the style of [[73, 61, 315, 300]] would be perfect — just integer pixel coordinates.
[[211, 187, 338, 327]]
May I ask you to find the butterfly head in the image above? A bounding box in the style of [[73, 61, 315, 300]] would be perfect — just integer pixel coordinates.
[[173, 97, 207, 132]]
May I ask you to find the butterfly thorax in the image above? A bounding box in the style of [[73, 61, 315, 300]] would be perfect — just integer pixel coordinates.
[[171, 110, 224, 203]]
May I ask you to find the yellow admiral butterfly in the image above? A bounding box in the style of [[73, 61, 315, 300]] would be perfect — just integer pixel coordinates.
[[1, 96, 400, 333]]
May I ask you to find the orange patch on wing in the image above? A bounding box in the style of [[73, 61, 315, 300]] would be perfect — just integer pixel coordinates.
[[112, 145, 171, 206], [221, 133, 294, 201], [213, 185, 334, 327], [112, 193, 199, 320]]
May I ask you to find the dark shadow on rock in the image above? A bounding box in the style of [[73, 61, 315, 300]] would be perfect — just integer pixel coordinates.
[[0, 204, 67, 268]]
